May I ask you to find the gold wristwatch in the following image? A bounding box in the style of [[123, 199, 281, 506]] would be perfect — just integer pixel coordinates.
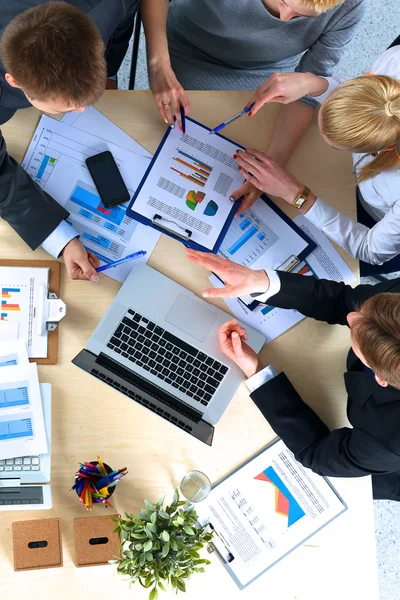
[[292, 185, 311, 210]]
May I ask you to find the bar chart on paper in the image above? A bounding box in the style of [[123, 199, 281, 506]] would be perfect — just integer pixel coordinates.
[[1, 288, 21, 321], [219, 210, 279, 267], [0, 415, 33, 441], [169, 149, 213, 187], [64, 181, 138, 263], [0, 382, 29, 409]]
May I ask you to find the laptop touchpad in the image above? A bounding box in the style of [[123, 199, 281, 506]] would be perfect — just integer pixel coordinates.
[[165, 294, 217, 342]]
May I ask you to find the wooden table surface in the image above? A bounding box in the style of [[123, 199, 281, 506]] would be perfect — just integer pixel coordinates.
[[0, 92, 379, 600]]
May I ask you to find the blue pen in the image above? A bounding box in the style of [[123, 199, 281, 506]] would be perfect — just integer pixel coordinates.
[[180, 105, 186, 133], [96, 250, 147, 273], [209, 103, 255, 135]]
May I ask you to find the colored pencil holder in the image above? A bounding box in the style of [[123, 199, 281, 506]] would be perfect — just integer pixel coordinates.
[[74, 461, 116, 503]]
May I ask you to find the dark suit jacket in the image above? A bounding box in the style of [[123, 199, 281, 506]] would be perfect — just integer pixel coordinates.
[[0, 0, 136, 249], [251, 272, 400, 501]]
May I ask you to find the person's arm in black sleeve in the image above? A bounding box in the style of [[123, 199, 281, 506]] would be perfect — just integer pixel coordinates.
[[266, 271, 400, 326], [0, 130, 69, 249], [251, 373, 399, 477]]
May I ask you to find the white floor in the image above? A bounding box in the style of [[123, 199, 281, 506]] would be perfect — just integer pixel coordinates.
[[117, 3, 400, 598]]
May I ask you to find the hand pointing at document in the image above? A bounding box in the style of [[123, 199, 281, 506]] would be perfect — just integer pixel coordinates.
[[185, 249, 270, 299]]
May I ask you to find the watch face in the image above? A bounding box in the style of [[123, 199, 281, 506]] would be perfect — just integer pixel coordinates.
[[294, 196, 306, 209]]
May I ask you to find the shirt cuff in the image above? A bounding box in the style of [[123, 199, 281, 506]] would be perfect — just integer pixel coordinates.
[[251, 270, 281, 303], [41, 220, 79, 258], [246, 364, 278, 394], [312, 76, 344, 104], [305, 197, 340, 228]]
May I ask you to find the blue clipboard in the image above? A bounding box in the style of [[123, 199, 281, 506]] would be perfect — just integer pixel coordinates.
[[126, 116, 246, 253], [215, 193, 317, 311], [205, 437, 348, 590]]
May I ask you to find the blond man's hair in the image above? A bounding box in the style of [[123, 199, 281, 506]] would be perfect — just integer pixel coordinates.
[[320, 75, 400, 183], [301, 0, 344, 13], [353, 293, 400, 390]]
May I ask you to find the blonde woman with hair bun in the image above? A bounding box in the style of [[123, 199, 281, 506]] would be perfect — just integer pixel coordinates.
[[232, 42, 400, 274]]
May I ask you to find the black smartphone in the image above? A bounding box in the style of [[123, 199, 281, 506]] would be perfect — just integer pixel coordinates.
[[86, 151, 130, 208]]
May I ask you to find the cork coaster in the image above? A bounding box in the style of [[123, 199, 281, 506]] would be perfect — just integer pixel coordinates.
[[74, 514, 121, 567], [12, 518, 63, 571]]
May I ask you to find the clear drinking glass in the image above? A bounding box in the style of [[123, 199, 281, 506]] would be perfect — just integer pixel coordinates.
[[180, 470, 211, 503]]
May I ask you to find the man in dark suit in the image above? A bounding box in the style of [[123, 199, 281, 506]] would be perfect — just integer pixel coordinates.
[[186, 249, 400, 502], [0, 1, 137, 280]]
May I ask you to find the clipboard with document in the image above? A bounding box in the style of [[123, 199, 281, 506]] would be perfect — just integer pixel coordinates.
[[215, 194, 317, 310], [127, 116, 250, 253], [0, 260, 66, 363], [195, 438, 347, 590]]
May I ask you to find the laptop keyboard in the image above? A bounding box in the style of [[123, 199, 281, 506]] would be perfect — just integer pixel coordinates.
[[106, 309, 229, 407], [0, 456, 41, 472]]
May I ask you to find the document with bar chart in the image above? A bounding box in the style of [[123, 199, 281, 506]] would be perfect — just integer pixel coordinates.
[[22, 116, 160, 283], [196, 438, 346, 589], [127, 118, 245, 250], [217, 196, 310, 270], [0, 267, 49, 358], [0, 363, 47, 459]]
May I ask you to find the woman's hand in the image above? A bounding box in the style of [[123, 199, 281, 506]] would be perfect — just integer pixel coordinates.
[[229, 181, 261, 213], [234, 148, 304, 203], [218, 320, 262, 378], [149, 60, 191, 130], [245, 72, 328, 117]]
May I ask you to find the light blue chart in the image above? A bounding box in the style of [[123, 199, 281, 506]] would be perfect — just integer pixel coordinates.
[[0, 415, 33, 441], [0, 382, 29, 409], [65, 181, 138, 263], [219, 210, 279, 267]]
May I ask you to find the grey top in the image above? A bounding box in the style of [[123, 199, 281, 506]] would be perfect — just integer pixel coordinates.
[[167, 0, 367, 101]]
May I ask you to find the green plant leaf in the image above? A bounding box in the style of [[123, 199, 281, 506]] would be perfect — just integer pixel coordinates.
[[135, 543, 143, 551], [158, 581, 167, 592], [143, 540, 153, 552], [158, 510, 170, 520], [150, 511, 157, 525], [183, 525, 194, 535], [170, 576, 177, 589], [157, 495, 166, 509], [188, 550, 200, 559], [172, 488, 179, 505], [145, 552, 154, 562], [144, 499, 155, 510], [160, 530, 170, 542], [171, 541, 178, 551], [161, 543, 170, 558], [176, 579, 186, 592], [132, 533, 148, 539], [149, 586, 158, 600], [176, 516, 184, 525]]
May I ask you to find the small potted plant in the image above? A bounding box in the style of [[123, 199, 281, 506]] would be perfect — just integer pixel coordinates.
[[111, 489, 214, 599]]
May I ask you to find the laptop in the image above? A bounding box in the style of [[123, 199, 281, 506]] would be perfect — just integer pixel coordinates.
[[0, 383, 52, 510], [73, 264, 265, 445]]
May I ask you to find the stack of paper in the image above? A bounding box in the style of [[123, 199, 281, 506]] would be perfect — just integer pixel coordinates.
[[22, 107, 161, 283], [0, 340, 47, 459]]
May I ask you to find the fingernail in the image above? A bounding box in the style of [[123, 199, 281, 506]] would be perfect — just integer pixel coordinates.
[[232, 332, 238, 338], [229, 195, 235, 202], [248, 112, 252, 117], [238, 166, 242, 170], [170, 124, 175, 129], [179, 125, 183, 132], [90, 274, 99, 282], [164, 119, 168, 124], [233, 154, 237, 159], [202, 291, 209, 297]]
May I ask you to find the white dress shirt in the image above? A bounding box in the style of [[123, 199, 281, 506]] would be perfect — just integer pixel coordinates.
[[305, 46, 400, 265], [41, 221, 79, 258], [244, 270, 281, 392]]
